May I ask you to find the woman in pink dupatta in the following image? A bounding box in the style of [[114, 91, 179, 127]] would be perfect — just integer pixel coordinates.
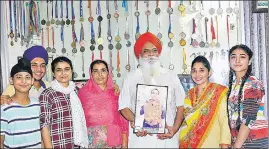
[[78, 59, 128, 148]]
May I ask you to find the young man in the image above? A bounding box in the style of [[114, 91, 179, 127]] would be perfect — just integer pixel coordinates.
[[0, 58, 42, 148], [1, 46, 49, 100], [119, 32, 185, 148]]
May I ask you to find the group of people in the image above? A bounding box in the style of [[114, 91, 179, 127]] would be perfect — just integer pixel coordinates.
[[0, 32, 268, 148]]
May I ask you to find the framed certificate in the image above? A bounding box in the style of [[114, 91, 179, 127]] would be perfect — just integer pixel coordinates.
[[134, 84, 168, 134]]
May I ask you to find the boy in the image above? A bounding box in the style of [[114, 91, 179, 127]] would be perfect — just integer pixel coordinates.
[[0, 58, 42, 148]]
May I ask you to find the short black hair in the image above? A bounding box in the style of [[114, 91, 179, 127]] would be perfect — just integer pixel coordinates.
[[10, 58, 32, 77], [191, 56, 211, 72], [90, 59, 109, 73], [51, 56, 73, 73]]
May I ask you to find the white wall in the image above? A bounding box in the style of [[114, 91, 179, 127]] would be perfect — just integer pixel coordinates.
[[4, 1, 243, 87]]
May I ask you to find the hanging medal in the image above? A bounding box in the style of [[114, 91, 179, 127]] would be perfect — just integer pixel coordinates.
[[71, 0, 78, 55], [179, 23, 186, 47], [191, 18, 198, 48], [208, 2, 215, 15], [79, 0, 86, 52], [25, 1, 31, 47], [226, 1, 233, 14], [106, 0, 114, 74], [122, 0, 131, 72], [41, 1, 46, 26], [60, 0, 65, 26], [182, 48, 188, 74], [210, 17, 216, 47], [145, 0, 150, 32], [178, 0, 185, 17], [21, 0, 26, 46], [215, 16, 220, 48], [55, 0, 60, 27], [14, 1, 18, 42], [199, 18, 205, 48], [233, 1, 240, 15], [16, 1, 21, 39], [37, 1, 42, 34], [50, 0, 55, 25], [9, 0, 14, 46], [79, 0, 86, 78], [167, 0, 174, 70], [155, 0, 162, 40], [88, 0, 96, 62], [46, 0, 50, 26], [65, 0, 70, 26], [51, 27, 56, 53], [134, 0, 141, 40], [96, 0, 104, 59], [114, 0, 122, 78], [216, 0, 223, 16], [46, 24, 51, 53], [204, 17, 209, 48], [60, 19, 66, 55]]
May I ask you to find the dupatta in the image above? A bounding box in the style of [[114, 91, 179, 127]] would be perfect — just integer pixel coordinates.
[[78, 60, 128, 147], [179, 83, 227, 148]]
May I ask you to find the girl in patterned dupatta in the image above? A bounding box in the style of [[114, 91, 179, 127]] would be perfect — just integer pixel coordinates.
[[180, 56, 231, 148], [227, 44, 268, 148], [78, 59, 128, 148]]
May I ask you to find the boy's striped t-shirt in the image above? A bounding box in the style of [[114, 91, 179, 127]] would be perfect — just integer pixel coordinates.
[[0, 98, 41, 148]]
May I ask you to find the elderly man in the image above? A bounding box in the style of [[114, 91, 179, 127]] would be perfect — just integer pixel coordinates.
[[1, 46, 49, 101], [119, 32, 185, 148]]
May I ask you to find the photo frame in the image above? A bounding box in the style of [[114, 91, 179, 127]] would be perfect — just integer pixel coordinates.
[[252, 0, 268, 13], [134, 84, 168, 134], [178, 74, 195, 94]]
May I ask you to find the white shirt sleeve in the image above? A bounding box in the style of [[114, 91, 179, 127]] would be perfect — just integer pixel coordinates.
[[118, 75, 132, 111], [173, 73, 185, 107]]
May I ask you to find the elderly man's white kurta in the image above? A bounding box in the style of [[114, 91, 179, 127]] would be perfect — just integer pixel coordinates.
[[118, 68, 185, 148]]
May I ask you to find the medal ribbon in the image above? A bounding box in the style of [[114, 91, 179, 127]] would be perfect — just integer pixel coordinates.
[[66, 0, 69, 20], [211, 17, 216, 40], [55, 0, 58, 20], [135, 0, 140, 36]]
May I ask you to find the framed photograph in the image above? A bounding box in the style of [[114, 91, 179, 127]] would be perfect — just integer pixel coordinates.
[[178, 74, 195, 94], [134, 84, 168, 134], [252, 0, 268, 13]]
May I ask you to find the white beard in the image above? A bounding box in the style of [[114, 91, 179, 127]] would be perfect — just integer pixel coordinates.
[[139, 56, 161, 84]]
